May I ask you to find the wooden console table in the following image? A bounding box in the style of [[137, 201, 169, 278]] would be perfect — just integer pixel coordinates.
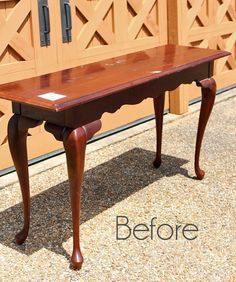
[[0, 45, 229, 269]]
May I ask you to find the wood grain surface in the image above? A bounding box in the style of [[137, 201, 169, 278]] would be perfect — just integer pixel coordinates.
[[0, 45, 229, 111]]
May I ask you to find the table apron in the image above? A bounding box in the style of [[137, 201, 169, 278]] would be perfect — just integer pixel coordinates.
[[12, 62, 211, 128]]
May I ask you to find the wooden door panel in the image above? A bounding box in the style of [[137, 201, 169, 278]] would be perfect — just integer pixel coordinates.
[[0, 0, 60, 172], [0, 129, 62, 171], [31, 1, 59, 75], [169, 0, 236, 114], [183, 0, 236, 101], [56, 0, 167, 67], [0, 0, 37, 171], [0, 0, 37, 84]]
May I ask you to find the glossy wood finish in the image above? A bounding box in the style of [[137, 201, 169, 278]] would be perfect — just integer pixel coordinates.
[[0, 45, 229, 111], [45, 120, 101, 269], [153, 93, 165, 168], [12, 61, 207, 129], [195, 78, 216, 180], [7, 115, 42, 244], [7, 117, 101, 269], [2, 45, 230, 270], [12, 58, 210, 130]]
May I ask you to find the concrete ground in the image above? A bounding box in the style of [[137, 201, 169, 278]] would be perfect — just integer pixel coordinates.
[[0, 89, 235, 282]]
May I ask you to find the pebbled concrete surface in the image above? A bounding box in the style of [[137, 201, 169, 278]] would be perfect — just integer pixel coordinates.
[[0, 90, 236, 281]]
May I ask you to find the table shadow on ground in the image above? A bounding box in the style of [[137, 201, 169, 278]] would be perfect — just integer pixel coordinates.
[[0, 148, 189, 260]]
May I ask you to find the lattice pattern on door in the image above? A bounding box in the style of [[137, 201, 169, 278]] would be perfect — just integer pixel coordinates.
[[74, 0, 115, 49], [73, 0, 167, 54], [127, 0, 159, 40], [179, 0, 236, 79], [0, 0, 61, 171], [0, 0, 37, 83], [168, 0, 236, 115], [0, 0, 35, 171]]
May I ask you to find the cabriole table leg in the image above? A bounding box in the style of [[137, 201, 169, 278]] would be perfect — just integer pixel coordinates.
[[195, 78, 216, 179], [45, 120, 101, 269], [153, 92, 165, 168], [7, 115, 42, 244]]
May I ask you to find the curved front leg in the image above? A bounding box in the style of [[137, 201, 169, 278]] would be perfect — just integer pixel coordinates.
[[7, 114, 42, 244], [153, 92, 165, 168], [63, 127, 87, 270], [63, 120, 101, 269], [45, 120, 101, 270], [195, 78, 216, 179]]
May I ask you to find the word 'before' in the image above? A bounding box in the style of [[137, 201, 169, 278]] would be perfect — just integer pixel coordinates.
[[116, 216, 199, 241]]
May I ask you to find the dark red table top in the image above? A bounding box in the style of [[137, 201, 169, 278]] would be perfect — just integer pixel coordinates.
[[0, 44, 229, 111]]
